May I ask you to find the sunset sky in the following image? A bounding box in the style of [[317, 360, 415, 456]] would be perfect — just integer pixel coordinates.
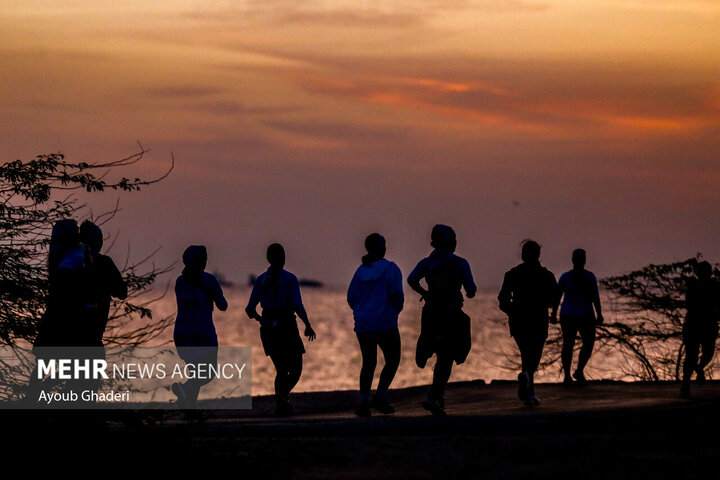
[[2, 1, 719, 286]]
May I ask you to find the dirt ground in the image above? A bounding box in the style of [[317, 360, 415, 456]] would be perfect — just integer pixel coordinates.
[[5, 380, 719, 479]]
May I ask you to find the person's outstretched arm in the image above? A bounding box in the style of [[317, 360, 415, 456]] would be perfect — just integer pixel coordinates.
[[201, 273, 228, 311], [347, 269, 361, 310], [213, 278, 228, 312], [551, 274, 565, 324], [291, 276, 316, 341], [245, 283, 261, 322], [407, 259, 428, 299], [388, 263, 404, 313], [174, 277, 184, 308], [498, 271, 513, 315], [547, 271, 560, 322], [460, 258, 477, 299]]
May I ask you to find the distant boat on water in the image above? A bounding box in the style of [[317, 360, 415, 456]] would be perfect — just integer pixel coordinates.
[[247, 274, 324, 288], [212, 271, 234, 288]]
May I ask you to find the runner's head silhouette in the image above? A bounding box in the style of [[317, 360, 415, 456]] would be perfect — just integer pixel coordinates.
[[48, 219, 81, 273], [182, 245, 207, 279], [80, 220, 103, 253], [521, 239, 541, 264], [431, 224, 456, 253], [50, 219, 80, 253], [267, 243, 286, 270], [572, 248, 586, 269], [363, 233, 386, 264]]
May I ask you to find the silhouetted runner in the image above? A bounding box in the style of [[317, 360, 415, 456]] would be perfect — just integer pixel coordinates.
[[29, 219, 95, 402], [172, 245, 228, 407], [246, 243, 316, 416], [75, 220, 129, 398], [408, 225, 476, 416], [33, 219, 95, 348], [552, 249, 603, 386], [681, 260, 720, 398], [79, 221, 128, 347], [498, 240, 559, 406], [347, 233, 404, 417]]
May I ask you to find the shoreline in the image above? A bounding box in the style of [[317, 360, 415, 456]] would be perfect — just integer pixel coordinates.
[[205, 378, 720, 420]]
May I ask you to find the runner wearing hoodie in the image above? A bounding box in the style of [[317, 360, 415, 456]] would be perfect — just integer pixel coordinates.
[[347, 233, 404, 416]]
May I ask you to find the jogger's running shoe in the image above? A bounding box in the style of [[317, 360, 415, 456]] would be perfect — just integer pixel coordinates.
[[275, 401, 294, 417], [422, 397, 447, 417], [371, 396, 395, 415], [275, 395, 294, 417], [171, 382, 187, 405], [573, 369, 588, 386], [355, 403, 371, 417], [524, 394, 540, 407], [518, 372, 530, 401]]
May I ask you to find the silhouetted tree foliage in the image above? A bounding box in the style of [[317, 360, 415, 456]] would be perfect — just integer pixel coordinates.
[[0, 146, 174, 399], [594, 256, 717, 381]]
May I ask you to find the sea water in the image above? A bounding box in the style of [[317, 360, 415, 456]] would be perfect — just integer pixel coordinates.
[[147, 285, 637, 396]]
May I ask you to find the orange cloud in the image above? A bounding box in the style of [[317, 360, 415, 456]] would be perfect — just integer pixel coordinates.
[[362, 90, 559, 135], [393, 77, 508, 95], [295, 68, 720, 140]]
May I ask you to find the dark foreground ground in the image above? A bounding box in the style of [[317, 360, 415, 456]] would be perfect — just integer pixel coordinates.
[[5, 380, 719, 478]]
